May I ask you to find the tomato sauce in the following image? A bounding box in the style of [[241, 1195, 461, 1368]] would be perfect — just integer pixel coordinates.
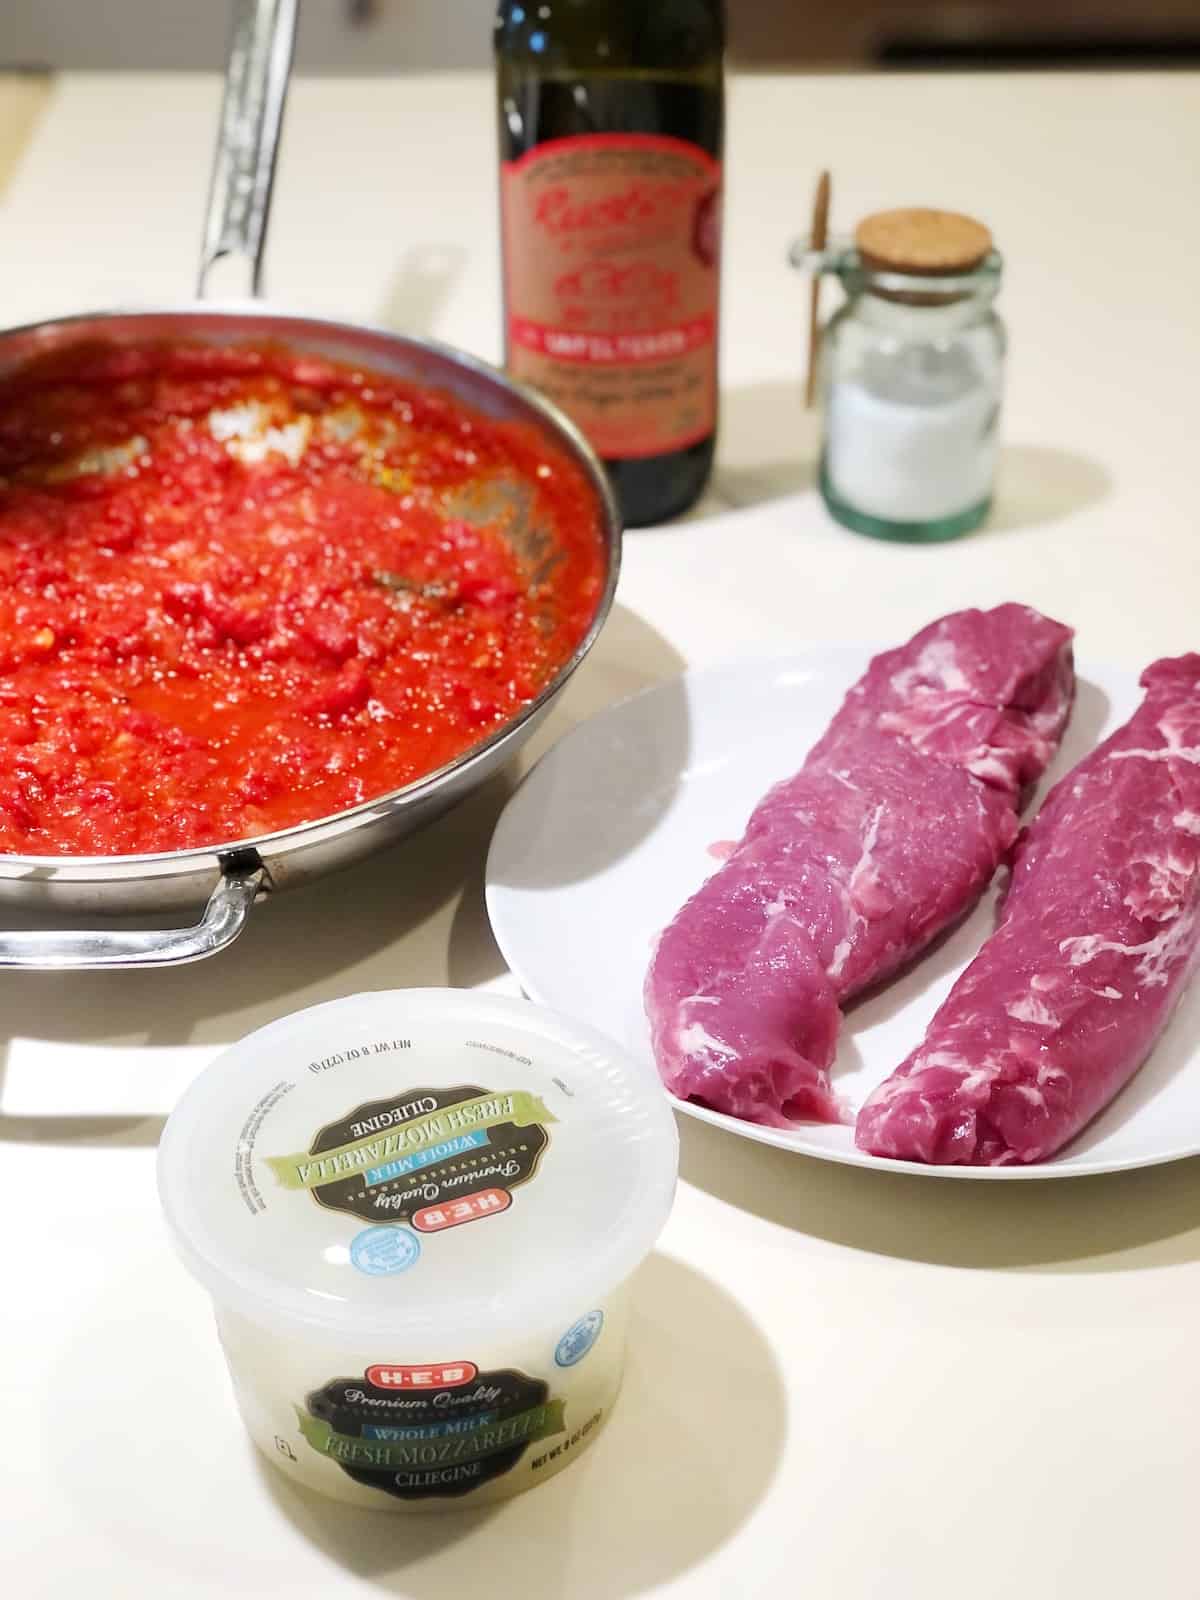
[[0, 342, 606, 855]]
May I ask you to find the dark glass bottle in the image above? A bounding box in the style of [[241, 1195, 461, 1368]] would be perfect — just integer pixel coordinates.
[[495, 1, 725, 527]]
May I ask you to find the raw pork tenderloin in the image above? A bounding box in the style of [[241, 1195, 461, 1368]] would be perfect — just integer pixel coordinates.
[[645, 605, 1075, 1126], [857, 655, 1200, 1165]]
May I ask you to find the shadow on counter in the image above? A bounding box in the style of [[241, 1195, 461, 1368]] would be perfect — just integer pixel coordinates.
[[254, 1252, 785, 1598], [377, 244, 468, 337], [987, 443, 1112, 533], [678, 1114, 1200, 1274], [702, 378, 819, 515]]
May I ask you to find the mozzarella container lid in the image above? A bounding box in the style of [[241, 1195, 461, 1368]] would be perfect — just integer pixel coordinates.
[[158, 990, 678, 1342]]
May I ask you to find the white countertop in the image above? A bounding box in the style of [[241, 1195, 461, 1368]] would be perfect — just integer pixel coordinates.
[[4, 68, 1200, 1600]]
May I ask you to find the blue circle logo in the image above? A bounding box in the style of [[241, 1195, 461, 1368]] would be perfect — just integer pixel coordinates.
[[350, 1226, 421, 1277], [555, 1310, 604, 1367]]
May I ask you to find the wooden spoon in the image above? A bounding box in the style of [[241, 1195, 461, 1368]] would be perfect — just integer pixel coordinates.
[[804, 170, 831, 409]]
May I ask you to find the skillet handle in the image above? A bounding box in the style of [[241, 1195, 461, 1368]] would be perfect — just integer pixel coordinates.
[[0, 865, 265, 971], [197, 0, 298, 299]]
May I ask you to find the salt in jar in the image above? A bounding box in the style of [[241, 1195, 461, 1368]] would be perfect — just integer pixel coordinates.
[[797, 207, 1005, 542]]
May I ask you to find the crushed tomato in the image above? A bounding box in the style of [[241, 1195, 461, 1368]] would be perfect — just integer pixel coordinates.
[[0, 341, 605, 855]]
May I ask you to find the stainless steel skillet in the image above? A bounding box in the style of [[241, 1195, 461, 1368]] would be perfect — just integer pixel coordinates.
[[0, 0, 620, 969]]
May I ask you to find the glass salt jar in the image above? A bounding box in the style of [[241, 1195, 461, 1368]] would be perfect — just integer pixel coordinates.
[[796, 208, 1005, 542]]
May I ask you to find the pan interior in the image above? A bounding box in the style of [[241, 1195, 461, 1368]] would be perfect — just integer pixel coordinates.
[[0, 312, 619, 873]]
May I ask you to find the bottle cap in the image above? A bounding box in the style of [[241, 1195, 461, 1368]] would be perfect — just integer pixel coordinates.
[[855, 208, 993, 276]]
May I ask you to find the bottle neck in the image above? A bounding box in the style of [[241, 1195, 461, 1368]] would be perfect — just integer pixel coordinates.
[[494, 1, 725, 72]]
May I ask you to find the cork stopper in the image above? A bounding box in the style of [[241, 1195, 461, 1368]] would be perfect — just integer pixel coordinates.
[[855, 208, 993, 277]]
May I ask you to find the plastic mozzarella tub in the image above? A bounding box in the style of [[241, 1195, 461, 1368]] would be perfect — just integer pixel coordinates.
[[158, 988, 678, 1511]]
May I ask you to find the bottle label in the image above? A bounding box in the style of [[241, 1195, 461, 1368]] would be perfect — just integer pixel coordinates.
[[263, 1081, 554, 1244], [501, 132, 721, 459], [300, 1362, 565, 1500]]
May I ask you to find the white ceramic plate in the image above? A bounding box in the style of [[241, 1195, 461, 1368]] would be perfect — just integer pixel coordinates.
[[486, 647, 1200, 1179]]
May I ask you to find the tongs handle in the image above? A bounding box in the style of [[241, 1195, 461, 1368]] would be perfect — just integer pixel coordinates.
[[197, 0, 299, 300]]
